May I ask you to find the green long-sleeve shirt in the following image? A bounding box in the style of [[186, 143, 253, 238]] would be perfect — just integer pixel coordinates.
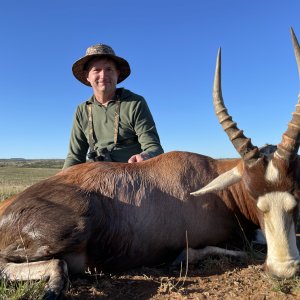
[[63, 88, 164, 168]]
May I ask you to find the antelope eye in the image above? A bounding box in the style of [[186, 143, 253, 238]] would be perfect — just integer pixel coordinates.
[[292, 189, 300, 199]]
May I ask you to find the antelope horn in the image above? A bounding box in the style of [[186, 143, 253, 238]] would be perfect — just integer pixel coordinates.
[[213, 48, 259, 163], [274, 27, 300, 162]]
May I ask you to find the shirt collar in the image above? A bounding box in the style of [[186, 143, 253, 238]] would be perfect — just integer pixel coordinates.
[[86, 88, 127, 105]]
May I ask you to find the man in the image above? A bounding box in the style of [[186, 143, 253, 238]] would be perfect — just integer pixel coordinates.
[[63, 44, 164, 169]]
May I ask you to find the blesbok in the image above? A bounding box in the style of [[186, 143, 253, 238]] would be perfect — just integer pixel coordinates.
[[1, 28, 300, 299]]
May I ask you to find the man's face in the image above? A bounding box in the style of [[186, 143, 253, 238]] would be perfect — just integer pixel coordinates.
[[86, 58, 120, 95]]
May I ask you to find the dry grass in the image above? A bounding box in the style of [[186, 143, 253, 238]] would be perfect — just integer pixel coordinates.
[[0, 166, 60, 201]]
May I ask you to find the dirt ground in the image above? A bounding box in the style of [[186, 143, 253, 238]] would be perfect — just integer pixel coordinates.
[[64, 244, 300, 300]]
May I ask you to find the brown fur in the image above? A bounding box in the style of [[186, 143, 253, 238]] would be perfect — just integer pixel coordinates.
[[1, 149, 299, 298], [0, 151, 254, 271]]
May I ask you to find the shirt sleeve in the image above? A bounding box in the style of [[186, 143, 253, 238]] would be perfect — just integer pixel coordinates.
[[132, 98, 164, 158], [63, 106, 89, 169]]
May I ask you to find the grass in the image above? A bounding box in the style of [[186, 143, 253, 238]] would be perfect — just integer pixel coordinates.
[[0, 159, 64, 169], [0, 166, 61, 201], [271, 276, 300, 295], [0, 280, 46, 300]]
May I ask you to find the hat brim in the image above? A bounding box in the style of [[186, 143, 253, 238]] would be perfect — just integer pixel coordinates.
[[72, 54, 131, 86]]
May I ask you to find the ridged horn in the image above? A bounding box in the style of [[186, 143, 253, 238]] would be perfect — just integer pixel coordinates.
[[213, 48, 259, 163], [274, 27, 300, 162]]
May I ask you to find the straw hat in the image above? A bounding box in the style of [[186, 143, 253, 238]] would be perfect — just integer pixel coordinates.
[[72, 44, 131, 86]]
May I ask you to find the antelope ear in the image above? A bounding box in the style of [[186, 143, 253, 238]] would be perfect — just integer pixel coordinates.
[[190, 166, 242, 196]]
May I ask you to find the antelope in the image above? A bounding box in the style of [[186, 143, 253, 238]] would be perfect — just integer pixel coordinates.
[[0, 28, 300, 299]]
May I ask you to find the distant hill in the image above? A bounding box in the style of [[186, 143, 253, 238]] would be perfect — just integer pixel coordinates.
[[0, 159, 64, 169], [9, 158, 26, 160]]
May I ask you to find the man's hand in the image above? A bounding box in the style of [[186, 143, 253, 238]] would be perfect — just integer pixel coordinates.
[[128, 153, 151, 163]]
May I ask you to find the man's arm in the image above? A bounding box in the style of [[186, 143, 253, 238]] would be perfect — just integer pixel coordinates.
[[128, 98, 164, 163], [63, 107, 89, 169]]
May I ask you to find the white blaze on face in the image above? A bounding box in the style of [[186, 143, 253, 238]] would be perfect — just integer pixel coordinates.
[[265, 160, 279, 183], [257, 192, 300, 278]]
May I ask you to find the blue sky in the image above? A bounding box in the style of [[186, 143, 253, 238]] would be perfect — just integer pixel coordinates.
[[0, 0, 300, 159]]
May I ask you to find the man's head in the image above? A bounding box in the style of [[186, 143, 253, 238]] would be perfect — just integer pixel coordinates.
[[72, 44, 131, 86], [85, 57, 120, 96]]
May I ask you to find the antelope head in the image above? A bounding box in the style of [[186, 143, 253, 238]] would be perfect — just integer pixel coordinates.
[[192, 28, 300, 278]]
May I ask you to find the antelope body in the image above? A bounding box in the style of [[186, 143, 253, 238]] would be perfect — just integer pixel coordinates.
[[1, 28, 300, 298]]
